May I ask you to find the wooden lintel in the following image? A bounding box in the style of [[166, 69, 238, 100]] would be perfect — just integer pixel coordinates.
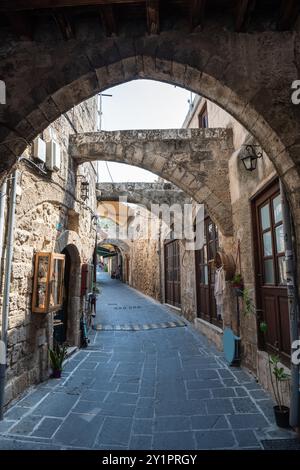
[[277, 0, 299, 30], [6, 12, 33, 40], [146, 0, 159, 35], [0, 0, 145, 13], [234, 0, 256, 32], [189, 0, 206, 30], [53, 11, 75, 40], [100, 4, 117, 37]]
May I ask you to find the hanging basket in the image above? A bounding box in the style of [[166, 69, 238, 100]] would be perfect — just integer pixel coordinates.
[[214, 251, 236, 281]]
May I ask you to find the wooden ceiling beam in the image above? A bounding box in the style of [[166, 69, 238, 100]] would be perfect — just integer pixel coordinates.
[[146, 0, 159, 35], [99, 4, 117, 36], [189, 0, 206, 30], [6, 12, 33, 40], [0, 0, 145, 12], [52, 11, 75, 40], [234, 0, 256, 32], [277, 0, 299, 30]]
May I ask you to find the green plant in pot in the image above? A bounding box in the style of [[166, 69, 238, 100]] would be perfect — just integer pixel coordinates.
[[231, 273, 244, 297], [268, 354, 290, 428], [49, 343, 68, 379], [259, 322, 290, 428]]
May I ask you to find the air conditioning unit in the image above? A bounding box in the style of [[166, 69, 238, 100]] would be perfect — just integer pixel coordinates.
[[33, 137, 46, 163], [46, 139, 61, 171]]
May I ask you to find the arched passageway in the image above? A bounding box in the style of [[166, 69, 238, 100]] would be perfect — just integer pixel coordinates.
[[1, 28, 300, 220], [97, 182, 191, 212], [72, 129, 234, 235], [0, 3, 300, 433], [98, 239, 130, 283], [1, 41, 299, 278]]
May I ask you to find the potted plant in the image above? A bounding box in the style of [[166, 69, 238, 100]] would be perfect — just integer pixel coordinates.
[[259, 322, 290, 428], [259, 320, 268, 334], [49, 343, 68, 378], [231, 273, 244, 296], [268, 354, 290, 428]]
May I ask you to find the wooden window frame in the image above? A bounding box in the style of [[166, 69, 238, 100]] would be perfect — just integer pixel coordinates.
[[198, 103, 208, 128], [251, 178, 290, 363]]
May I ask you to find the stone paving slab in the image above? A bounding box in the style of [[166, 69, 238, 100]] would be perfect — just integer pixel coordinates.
[[0, 273, 296, 450]]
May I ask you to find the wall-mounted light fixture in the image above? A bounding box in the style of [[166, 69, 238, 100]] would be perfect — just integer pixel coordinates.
[[76, 174, 89, 201], [240, 144, 263, 171], [80, 180, 89, 201]]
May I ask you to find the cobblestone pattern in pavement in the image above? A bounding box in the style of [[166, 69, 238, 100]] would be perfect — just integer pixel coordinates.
[[0, 274, 296, 450]]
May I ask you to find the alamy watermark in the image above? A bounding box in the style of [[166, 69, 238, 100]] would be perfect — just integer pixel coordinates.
[[291, 80, 300, 104], [0, 80, 6, 105], [98, 197, 205, 250]]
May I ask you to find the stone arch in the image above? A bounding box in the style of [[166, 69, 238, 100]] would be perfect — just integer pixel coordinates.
[[1, 38, 299, 190], [55, 230, 83, 259], [1, 34, 300, 250], [97, 182, 191, 213], [74, 128, 233, 236], [99, 238, 130, 256], [99, 238, 130, 283]]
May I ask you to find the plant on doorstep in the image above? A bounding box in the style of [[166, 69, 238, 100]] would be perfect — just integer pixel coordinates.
[[49, 343, 68, 378], [269, 354, 290, 428], [259, 322, 291, 428]]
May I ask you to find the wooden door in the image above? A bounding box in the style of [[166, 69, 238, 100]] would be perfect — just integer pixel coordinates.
[[252, 180, 290, 361], [126, 256, 130, 283], [195, 216, 221, 326], [164, 239, 181, 308], [53, 249, 70, 344]]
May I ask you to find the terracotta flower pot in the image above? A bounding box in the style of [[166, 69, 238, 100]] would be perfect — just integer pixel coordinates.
[[274, 405, 290, 428]]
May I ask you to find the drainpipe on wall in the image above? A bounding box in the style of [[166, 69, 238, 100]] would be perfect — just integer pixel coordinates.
[[157, 214, 162, 302], [280, 180, 300, 430], [0, 181, 7, 259], [0, 170, 18, 420]]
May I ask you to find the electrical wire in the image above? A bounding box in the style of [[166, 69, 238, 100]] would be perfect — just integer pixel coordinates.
[[105, 161, 114, 183], [18, 156, 48, 176]]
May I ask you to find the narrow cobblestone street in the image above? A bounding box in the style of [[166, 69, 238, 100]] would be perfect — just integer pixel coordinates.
[[0, 274, 295, 450]]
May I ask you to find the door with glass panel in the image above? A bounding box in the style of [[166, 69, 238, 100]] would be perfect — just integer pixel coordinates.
[[253, 180, 290, 361], [195, 216, 220, 326], [164, 239, 181, 308]]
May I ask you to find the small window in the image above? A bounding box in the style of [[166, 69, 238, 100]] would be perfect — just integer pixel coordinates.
[[198, 104, 208, 128]]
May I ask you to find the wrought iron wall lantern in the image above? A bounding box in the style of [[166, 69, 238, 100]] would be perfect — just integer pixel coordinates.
[[80, 180, 89, 201], [240, 144, 263, 171], [76, 175, 90, 201]]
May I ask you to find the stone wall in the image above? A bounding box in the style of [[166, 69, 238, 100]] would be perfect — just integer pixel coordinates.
[[0, 97, 97, 407], [128, 206, 161, 301]]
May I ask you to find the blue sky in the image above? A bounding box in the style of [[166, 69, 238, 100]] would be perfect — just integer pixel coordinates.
[[97, 80, 194, 182]]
